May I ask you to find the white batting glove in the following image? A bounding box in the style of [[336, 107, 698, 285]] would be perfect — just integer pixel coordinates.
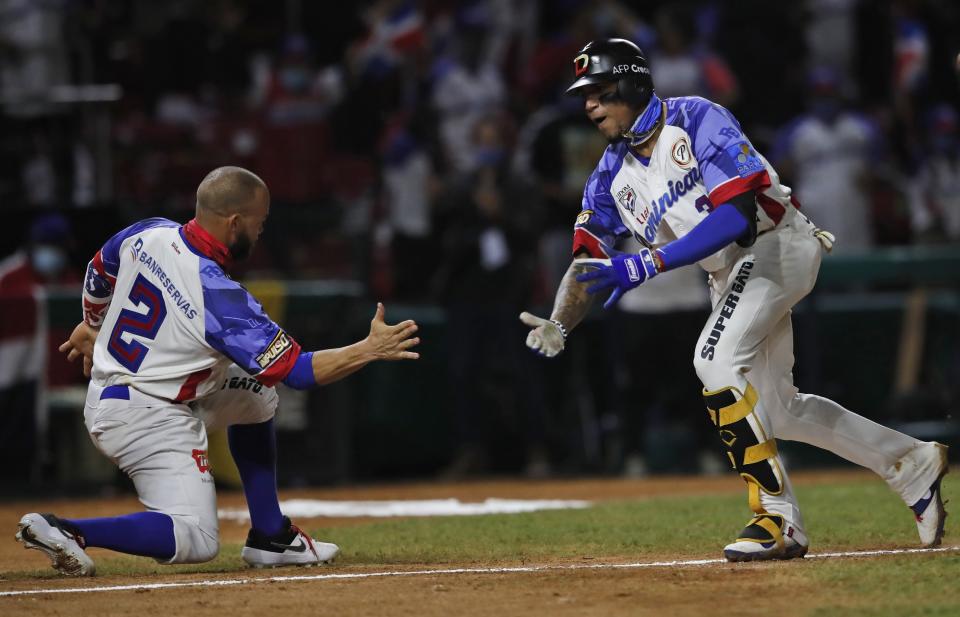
[[813, 228, 836, 253], [519, 312, 567, 358]]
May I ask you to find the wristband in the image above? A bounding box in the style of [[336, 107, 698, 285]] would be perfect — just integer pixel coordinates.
[[549, 319, 568, 340], [652, 249, 666, 273]]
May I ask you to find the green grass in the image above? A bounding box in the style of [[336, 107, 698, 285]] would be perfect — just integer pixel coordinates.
[[802, 555, 960, 616], [310, 477, 954, 565], [5, 474, 956, 585]]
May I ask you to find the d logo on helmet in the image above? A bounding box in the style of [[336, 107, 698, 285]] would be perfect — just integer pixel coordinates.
[[574, 54, 589, 77]]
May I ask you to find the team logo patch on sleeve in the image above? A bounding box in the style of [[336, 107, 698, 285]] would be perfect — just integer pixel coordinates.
[[726, 142, 765, 177], [576, 209, 594, 225], [256, 331, 292, 369]]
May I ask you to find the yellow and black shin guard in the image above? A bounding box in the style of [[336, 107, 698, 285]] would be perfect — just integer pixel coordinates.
[[702, 382, 784, 514]]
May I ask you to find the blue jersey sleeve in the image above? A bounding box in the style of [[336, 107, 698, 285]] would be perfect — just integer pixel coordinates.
[[675, 98, 771, 206], [200, 261, 301, 386], [573, 150, 630, 258], [657, 203, 750, 270]]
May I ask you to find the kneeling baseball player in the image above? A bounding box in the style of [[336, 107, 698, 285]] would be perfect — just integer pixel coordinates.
[[17, 167, 420, 575]]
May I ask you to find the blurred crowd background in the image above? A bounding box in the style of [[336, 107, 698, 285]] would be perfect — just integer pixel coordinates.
[[2, 0, 960, 495]]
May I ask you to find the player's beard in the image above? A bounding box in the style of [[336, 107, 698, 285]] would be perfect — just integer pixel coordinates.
[[606, 118, 634, 144], [229, 230, 254, 262]]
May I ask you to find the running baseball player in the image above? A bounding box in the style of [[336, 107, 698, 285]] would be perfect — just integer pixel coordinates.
[[520, 39, 949, 561], [16, 167, 420, 576]]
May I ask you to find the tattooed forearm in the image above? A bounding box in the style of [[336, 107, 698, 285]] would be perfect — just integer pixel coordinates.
[[549, 259, 596, 332]]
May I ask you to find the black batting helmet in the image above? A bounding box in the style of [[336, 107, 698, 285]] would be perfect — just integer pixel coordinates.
[[565, 39, 654, 109]]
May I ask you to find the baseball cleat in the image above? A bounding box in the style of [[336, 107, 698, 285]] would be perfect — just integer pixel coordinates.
[[241, 516, 339, 568], [910, 443, 949, 547], [16, 513, 95, 576], [723, 513, 808, 562]]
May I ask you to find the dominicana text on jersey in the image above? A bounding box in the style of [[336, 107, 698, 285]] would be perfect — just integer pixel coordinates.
[[573, 96, 800, 274]]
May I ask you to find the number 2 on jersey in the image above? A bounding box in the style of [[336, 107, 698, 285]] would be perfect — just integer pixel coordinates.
[[108, 273, 167, 372]]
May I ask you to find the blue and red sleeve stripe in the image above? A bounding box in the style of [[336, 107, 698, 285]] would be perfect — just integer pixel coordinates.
[[572, 227, 611, 258], [255, 339, 303, 387], [707, 170, 771, 208]]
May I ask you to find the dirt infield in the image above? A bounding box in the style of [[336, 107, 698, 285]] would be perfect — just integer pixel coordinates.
[[0, 469, 931, 616]]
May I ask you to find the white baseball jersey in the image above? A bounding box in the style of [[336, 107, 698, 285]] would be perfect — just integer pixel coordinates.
[[569, 95, 939, 538], [573, 96, 800, 273], [82, 218, 301, 402]]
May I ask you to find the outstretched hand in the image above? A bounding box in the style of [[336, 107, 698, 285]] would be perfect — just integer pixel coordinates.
[[59, 321, 99, 377], [365, 302, 420, 360], [519, 311, 565, 358]]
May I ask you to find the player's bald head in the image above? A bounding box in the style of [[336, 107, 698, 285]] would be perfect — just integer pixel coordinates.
[[195, 166, 269, 217]]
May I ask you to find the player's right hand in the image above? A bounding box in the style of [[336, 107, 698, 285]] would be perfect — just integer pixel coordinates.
[[519, 312, 566, 358], [813, 228, 835, 253], [59, 321, 99, 377], [365, 302, 420, 361]]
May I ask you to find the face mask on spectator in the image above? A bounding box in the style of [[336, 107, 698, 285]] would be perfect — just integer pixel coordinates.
[[31, 244, 67, 277], [810, 98, 840, 122], [475, 146, 505, 167], [280, 67, 310, 94]]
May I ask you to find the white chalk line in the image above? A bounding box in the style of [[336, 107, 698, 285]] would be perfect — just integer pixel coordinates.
[[1, 545, 956, 598]]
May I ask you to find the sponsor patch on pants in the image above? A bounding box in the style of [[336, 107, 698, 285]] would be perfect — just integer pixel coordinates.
[[192, 449, 210, 474]]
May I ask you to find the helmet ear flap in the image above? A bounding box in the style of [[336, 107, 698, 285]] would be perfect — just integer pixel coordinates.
[[617, 75, 651, 109]]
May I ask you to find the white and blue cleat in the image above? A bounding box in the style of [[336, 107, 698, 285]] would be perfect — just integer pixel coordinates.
[[723, 513, 808, 562], [16, 512, 96, 576], [910, 443, 949, 548]]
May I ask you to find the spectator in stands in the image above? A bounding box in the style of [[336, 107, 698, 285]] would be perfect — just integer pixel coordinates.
[[430, 7, 506, 174], [613, 238, 717, 476], [648, 5, 739, 108], [0, 0, 69, 118], [377, 113, 438, 301], [517, 94, 607, 294], [255, 34, 338, 205], [909, 103, 960, 243], [890, 1, 931, 159], [434, 114, 548, 477], [803, 0, 859, 100], [21, 134, 57, 207], [0, 213, 77, 289], [770, 67, 883, 253], [0, 213, 80, 492]]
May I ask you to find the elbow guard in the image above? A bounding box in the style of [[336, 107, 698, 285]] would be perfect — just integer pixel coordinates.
[[727, 191, 758, 248]]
